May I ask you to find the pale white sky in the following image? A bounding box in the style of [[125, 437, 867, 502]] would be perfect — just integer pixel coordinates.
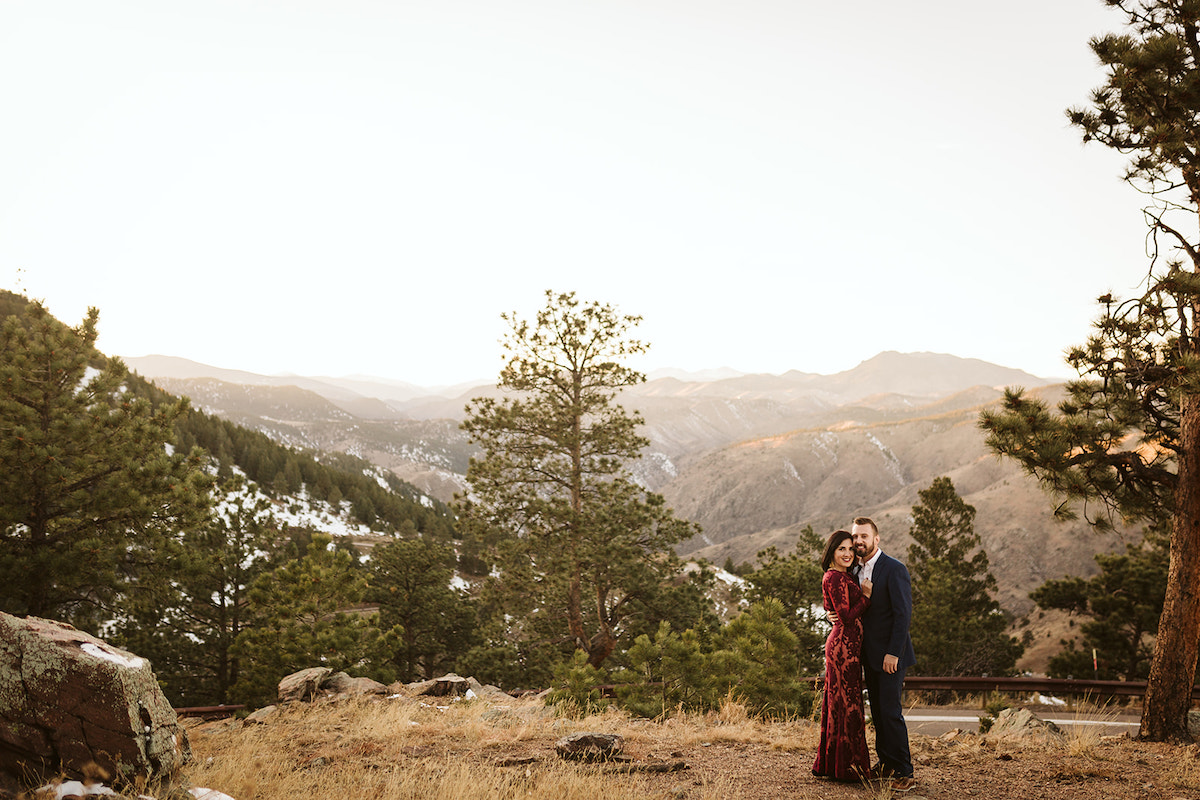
[[0, 1, 1149, 387]]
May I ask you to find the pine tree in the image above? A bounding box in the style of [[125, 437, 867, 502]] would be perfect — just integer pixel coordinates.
[[621, 622, 710, 716], [114, 478, 280, 705], [707, 599, 813, 717], [0, 300, 210, 625], [1031, 532, 1167, 681], [906, 477, 1023, 677], [617, 600, 813, 719], [231, 533, 395, 707], [368, 533, 479, 683], [980, 0, 1200, 739], [455, 291, 700, 673], [742, 525, 826, 675]]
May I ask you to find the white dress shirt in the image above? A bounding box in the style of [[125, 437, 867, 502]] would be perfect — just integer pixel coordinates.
[[858, 549, 882, 585]]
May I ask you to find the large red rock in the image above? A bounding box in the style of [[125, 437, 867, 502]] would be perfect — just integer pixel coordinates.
[[0, 613, 190, 791]]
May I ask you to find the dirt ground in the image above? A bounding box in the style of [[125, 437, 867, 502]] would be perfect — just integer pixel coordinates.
[[607, 728, 1196, 800]]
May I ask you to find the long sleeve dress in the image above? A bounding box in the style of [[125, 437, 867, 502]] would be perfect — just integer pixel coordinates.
[[811, 568, 871, 782]]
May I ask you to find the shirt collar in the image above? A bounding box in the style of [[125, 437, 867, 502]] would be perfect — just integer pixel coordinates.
[[863, 549, 883, 570]]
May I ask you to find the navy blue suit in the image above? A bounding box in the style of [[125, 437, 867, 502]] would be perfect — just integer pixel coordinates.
[[858, 551, 915, 779]]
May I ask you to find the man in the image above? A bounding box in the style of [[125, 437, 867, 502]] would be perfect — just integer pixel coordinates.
[[851, 516, 916, 791]]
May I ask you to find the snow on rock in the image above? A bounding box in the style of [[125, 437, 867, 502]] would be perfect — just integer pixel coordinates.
[[191, 789, 239, 800], [36, 783, 238, 800], [79, 642, 146, 670], [38, 781, 117, 798]]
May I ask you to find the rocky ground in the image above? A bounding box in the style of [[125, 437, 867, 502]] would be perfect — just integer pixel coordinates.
[[611, 728, 1196, 799]]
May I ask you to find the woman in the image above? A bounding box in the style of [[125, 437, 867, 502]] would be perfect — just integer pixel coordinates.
[[812, 529, 872, 782]]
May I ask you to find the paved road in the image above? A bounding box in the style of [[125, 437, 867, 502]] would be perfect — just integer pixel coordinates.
[[904, 707, 1141, 737]]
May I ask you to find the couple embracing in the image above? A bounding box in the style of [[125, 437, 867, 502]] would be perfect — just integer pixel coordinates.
[[811, 517, 916, 792]]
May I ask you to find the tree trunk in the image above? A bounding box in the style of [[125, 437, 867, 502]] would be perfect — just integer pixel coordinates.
[[585, 582, 616, 668], [1142, 392, 1200, 741], [567, 564, 586, 653]]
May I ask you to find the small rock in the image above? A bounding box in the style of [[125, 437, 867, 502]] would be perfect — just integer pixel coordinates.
[[243, 705, 278, 725], [555, 732, 624, 761], [1187, 709, 1200, 741]]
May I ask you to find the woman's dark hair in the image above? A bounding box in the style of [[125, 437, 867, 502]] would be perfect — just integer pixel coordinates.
[[821, 529, 854, 572]]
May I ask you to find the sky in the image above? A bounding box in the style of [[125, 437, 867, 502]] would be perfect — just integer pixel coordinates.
[[0, 1, 1154, 388]]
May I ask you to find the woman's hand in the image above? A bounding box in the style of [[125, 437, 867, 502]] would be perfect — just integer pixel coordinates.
[[860, 578, 873, 598]]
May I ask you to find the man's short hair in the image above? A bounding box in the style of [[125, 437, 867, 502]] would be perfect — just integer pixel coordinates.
[[852, 516, 878, 534]]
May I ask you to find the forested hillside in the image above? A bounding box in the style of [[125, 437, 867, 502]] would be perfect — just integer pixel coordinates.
[[0, 291, 466, 707]]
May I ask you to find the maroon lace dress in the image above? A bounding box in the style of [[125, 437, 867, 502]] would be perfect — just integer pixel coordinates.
[[811, 568, 871, 782]]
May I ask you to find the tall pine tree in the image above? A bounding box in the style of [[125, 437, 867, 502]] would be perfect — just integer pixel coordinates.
[[0, 300, 210, 626], [980, 0, 1200, 740], [455, 291, 699, 674], [906, 477, 1023, 677]]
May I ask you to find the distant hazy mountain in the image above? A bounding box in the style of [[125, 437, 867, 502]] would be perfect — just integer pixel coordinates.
[[125, 355, 448, 405], [129, 351, 1052, 410], [646, 367, 747, 382]]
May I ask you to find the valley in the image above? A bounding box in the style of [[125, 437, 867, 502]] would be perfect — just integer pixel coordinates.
[[128, 351, 1131, 670]]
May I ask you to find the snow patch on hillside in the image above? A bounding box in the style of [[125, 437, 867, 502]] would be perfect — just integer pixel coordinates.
[[216, 468, 381, 540], [811, 432, 839, 465], [866, 433, 904, 486]]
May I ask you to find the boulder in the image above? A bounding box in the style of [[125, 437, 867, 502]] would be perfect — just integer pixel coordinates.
[[0, 613, 190, 792], [277, 667, 332, 703], [276, 669, 388, 704], [986, 707, 1064, 742], [321, 672, 387, 698], [398, 673, 512, 701], [406, 673, 473, 697]]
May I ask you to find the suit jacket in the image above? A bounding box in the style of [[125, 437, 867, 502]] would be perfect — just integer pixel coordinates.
[[859, 551, 916, 671]]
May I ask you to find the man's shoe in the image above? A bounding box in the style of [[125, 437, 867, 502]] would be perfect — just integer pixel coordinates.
[[868, 763, 893, 780], [889, 776, 916, 792]]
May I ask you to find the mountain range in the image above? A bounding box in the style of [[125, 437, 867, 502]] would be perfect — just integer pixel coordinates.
[[125, 351, 1129, 661]]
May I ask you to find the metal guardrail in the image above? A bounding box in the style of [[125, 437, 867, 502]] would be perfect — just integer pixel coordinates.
[[811, 675, 1196, 701], [604, 675, 1174, 702], [175, 704, 245, 719]]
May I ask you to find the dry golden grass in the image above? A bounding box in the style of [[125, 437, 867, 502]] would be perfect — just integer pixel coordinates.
[[1061, 705, 1121, 758], [175, 693, 1193, 800], [1162, 743, 1200, 793], [183, 695, 763, 800]]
